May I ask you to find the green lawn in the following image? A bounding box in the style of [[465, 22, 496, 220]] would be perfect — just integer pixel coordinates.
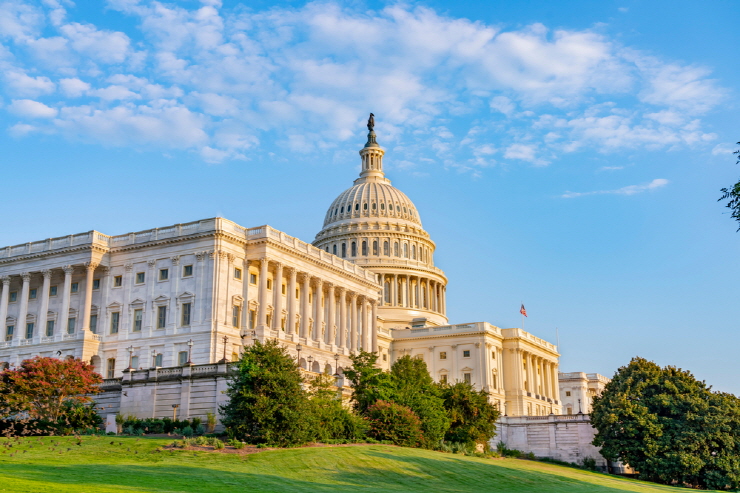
[[0, 437, 709, 493]]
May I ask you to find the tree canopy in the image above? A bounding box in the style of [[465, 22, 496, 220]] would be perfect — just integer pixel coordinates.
[[718, 141, 740, 230]]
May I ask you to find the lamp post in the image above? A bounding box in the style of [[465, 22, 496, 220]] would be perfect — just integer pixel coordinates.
[[307, 355, 313, 372], [578, 398, 582, 414], [333, 353, 340, 376], [172, 404, 179, 421], [126, 345, 134, 370], [219, 336, 229, 363], [187, 339, 194, 365], [295, 343, 302, 368], [151, 349, 157, 368]]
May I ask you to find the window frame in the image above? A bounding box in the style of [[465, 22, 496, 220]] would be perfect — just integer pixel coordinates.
[[135, 272, 145, 284], [462, 349, 471, 358], [92, 279, 100, 290], [67, 317, 76, 334], [29, 288, 37, 300], [133, 309, 143, 332], [49, 285, 58, 296], [156, 305, 167, 329], [110, 311, 120, 334], [181, 302, 192, 327], [234, 267, 242, 280], [182, 265, 194, 277], [159, 269, 169, 281], [71, 282, 79, 293], [113, 275, 123, 288]]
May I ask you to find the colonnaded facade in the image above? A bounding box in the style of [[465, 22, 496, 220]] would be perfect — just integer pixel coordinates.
[[0, 120, 566, 419]]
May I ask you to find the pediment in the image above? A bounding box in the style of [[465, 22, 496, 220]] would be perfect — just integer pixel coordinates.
[[178, 291, 195, 301], [130, 298, 146, 306], [153, 295, 170, 303]]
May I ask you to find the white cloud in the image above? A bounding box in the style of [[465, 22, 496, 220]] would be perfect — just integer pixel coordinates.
[[562, 178, 668, 198], [712, 143, 737, 156], [4, 70, 55, 96], [490, 95, 515, 116], [58, 22, 130, 64], [59, 77, 89, 97], [8, 98, 57, 117]]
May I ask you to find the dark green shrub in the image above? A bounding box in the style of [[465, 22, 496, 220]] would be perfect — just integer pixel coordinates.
[[181, 425, 194, 437], [195, 424, 205, 435], [366, 400, 423, 447]]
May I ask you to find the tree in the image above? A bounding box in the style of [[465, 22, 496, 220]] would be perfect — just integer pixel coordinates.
[[307, 371, 367, 441], [343, 350, 394, 414], [220, 340, 313, 446], [591, 357, 740, 490], [366, 400, 424, 447], [390, 355, 450, 448], [718, 141, 740, 230], [439, 381, 499, 448], [0, 356, 102, 434]]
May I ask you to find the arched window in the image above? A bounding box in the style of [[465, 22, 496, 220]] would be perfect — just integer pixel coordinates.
[[403, 243, 408, 258], [362, 241, 367, 256], [355, 203, 359, 211], [393, 242, 399, 257], [384, 281, 391, 304], [340, 206, 344, 213], [383, 241, 389, 256], [351, 242, 357, 257], [325, 247, 329, 253], [372, 203, 377, 210], [373, 240, 378, 255], [381, 203, 385, 210], [341, 243, 346, 258], [334, 208, 338, 215], [411, 244, 416, 259], [389, 203, 394, 211], [403, 207, 407, 213], [363, 203, 368, 210]]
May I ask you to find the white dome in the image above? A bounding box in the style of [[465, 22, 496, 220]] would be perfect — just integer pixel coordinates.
[[322, 179, 422, 229]]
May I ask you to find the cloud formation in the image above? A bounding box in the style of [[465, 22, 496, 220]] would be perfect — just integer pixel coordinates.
[[0, 0, 726, 166], [561, 178, 669, 198]]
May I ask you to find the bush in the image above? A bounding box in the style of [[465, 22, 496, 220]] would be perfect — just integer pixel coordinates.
[[213, 439, 225, 450], [195, 424, 206, 435], [308, 372, 368, 442], [181, 425, 194, 437], [439, 382, 499, 450], [366, 400, 423, 447]]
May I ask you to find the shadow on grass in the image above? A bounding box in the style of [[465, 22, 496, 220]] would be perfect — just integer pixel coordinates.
[[0, 447, 680, 493]]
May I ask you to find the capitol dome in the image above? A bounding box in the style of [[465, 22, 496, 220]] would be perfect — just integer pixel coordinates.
[[314, 118, 448, 329]]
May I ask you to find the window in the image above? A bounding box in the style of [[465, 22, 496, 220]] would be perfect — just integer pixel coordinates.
[[389, 203, 394, 211], [373, 241, 378, 255], [133, 309, 142, 332], [393, 242, 399, 257], [267, 279, 273, 290], [67, 318, 76, 334], [249, 273, 257, 285], [234, 268, 242, 280], [178, 351, 188, 366], [463, 350, 471, 358], [232, 305, 241, 328], [439, 351, 447, 360], [565, 391, 571, 397], [491, 351, 496, 360], [363, 203, 368, 210], [131, 356, 139, 369], [46, 320, 54, 337], [355, 203, 359, 211], [372, 203, 376, 210], [92, 279, 100, 290], [135, 273, 145, 284], [381, 202, 385, 210], [71, 282, 79, 293], [9, 291, 17, 303], [281, 284, 286, 295], [106, 358, 115, 379], [411, 245, 416, 259], [403, 243, 408, 258], [332, 244, 337, 255], [110, 312, 120, 334], [5, 325, 13, 341], [383, 241, 389, 256], [90, 314, 98, 333], [157, 306, 167, 329], [249, 310, 256, 329], [351, 242, 357, 257], [463, 373, 472, 384], [29, 288, 37, 300], [181, 303, 191, 326], [384, 281, 391, 304], [341, 243, 346, 258], [50, 285, 58, 296], [382, 353, 387, 361], [440, 374, 448, 384], [155, 353, 163, 367], [25, 323, 34, 339], [159, 269, 169, 281], [183, 265, 193, 277], [113, 275, 123, 287]]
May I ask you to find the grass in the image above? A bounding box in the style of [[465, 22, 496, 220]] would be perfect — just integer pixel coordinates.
[[0, 436, 714, 493]]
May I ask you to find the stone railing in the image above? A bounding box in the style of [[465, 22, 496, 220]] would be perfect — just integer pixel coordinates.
[[391, 321, 502, 338], [499, 413, 590, 424], [501, 328, 558, 352]]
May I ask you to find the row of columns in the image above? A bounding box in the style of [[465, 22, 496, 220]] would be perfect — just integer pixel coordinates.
[[0, 262, 98, 341], [382, 274, 445, 315], [523, 351, 558, 401], [253, 258, 379, 353]]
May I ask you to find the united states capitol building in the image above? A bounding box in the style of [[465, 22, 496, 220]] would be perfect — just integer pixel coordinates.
[[0, 119, 610, 462]]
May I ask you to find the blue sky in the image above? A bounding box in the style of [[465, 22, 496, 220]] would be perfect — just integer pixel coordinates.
[[1, 0, 739, 393]]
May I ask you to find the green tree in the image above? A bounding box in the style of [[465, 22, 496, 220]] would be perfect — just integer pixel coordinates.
[[366, 400, 424, 447], [718, 141, 740, 230], [307, 371, 367, 441], [591, 357, 740, 490], [220, 340, 312, 446], [390, 355, 449, 448], [439, 382, 499, 448], [343, 350, 394, 414]]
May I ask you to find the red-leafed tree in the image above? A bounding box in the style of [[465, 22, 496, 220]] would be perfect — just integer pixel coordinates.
[[0, 356, 102, 430]]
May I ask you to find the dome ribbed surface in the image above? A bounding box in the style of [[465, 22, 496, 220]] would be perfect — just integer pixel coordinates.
[[322, 180, 423, 228]]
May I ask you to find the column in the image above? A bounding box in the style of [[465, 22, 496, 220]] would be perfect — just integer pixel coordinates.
[[314, 279, 323, 342], [441, 286, 446, 315], [17, 273, 31, 338], [81, 262, 98, 331], [404, 275, 410, 307], [410, 277, 416, 308], [389, 275, 395, 306], [551, 364, 559, 404], [286, 267, 297, 335], [254, 257, 267, 328], [300, 273, 310, 339], [349, 292, 358, 352], [325, 283, 335, 345], [360, 296, 367, 350], [338, 288, 347, 348], [169, 257, 179, 330], [370, 300, 378, 353], [38, 270, 52, 336], [545, 361, 552, 399], [272, 262, 283, 330], [0, 276, 10, 339]]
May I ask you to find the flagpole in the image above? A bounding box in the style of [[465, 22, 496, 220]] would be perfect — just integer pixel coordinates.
[[556, 327, 560, 351]]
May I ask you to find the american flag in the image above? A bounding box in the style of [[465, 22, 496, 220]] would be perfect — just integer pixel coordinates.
[[520, 304, 527, 317]]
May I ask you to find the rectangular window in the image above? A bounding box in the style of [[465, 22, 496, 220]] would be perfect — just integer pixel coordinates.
[[181, 303, 192, 326], [178, 351, 188, 366], [267, 279, 272, 290], [46, 320, 54, 337], [565, 391, 571, 397], [29, 288, 37, 300], [249, 273, 256, 284], [159, 269, 169, 281], [113, 275, 123, 287], [106, 358, 115, 379], [90, 314, 98, 334], [183, 265, 193, 277], [50, 285, 58, 296], [135, 272, 145, 284], [71, 282, 79, 293], [463, 350, 471, 358], [157, 306, 167, 329], [382, 353, 387, 361], [92, 279, 100, 290], [9, 291, 17, 303], [439, 351, 447, 360], [440, 374, 448, 384], [25, 323, 34, 339], [155, 353, 163, 367], [133, 309, 142, 332], [131, 356, 139, 369], [234, 268, 242, 280], [232, 305, 241, 328], [5, 325, 14, 341], [67, 318, 76, 334], [281, 284, 286, 295], [463, 373, 472, 385], [110, 312, 120, 334], [491, 351, 496, 360]]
